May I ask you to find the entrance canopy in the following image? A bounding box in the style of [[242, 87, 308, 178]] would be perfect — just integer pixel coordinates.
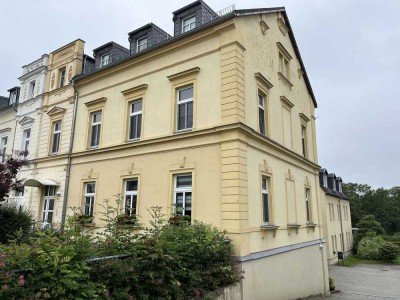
[[23, 179, 60, 188]]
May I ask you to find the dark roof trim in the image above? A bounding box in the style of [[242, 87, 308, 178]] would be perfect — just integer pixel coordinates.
[[7, 86, 20, 92], [83, 54, 95, 62], [321, 186, 350, 200], [128, 22, 171, 38], [172, 0, 201, 15], [93, 41, 129, 54], [281, 10, 317, 107]]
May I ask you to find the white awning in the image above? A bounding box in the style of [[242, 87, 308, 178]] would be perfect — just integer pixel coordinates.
[[23, 179, 60, 188]]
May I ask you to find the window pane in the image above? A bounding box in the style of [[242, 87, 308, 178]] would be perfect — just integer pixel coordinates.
[[52, 133, 60, 153], [137, 114, 142, 138], [48, 199, 54, 210], [262, 177, 267, 191], [86, 183, 95, 193], [178, 103, 186, 130], [259, 108, 265, 135], [263, 194, 269, 223], [126, 180, 138, 191], [176, 192, 184, 207], [179, 87, 193, 100], [132, 101, 142, 113], [177, 175, 192, 188], [185, 192, 192, 216], [187, 101, 193, 128], [47, 212, 53, 223], [259, 95, 264, 107], [93, 112, 101, 123]]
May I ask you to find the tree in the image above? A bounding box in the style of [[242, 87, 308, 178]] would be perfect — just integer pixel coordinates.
[[0, 157, 28, 202]]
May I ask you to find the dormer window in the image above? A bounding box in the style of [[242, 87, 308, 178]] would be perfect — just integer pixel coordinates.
[[29, 81, 36, 99], [182, 16, 196, 33], [338, 182, 342, 193], [137, 37, 148, 52], [332, 180, 336, 191], [323, 174, 327, 187], [9, 92, 17, 105], [100, 53, 110, 68]]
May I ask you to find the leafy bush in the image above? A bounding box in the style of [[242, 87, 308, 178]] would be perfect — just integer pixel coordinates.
[[357, 235, 399, 261], [357, 235, 384, 260], [329, 277, 335, 291], [0, 203, 34, 244], [379, 241, 400, 262], [0, 205, 241, 299], [354, 215, 385, 251]]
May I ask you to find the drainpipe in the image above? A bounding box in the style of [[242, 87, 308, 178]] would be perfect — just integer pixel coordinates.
[[61, 86, 79, 229], [339, 196, 345, 259]]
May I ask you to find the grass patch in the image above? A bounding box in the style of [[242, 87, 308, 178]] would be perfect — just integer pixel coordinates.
[[341, 255, 400, 267]]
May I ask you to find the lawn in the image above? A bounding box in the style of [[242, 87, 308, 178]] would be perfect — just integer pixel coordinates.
[[341, 255, 400, 267]]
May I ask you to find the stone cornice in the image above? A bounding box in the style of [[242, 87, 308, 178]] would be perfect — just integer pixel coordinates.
[[276, 42, 293, 60], [68, 122, 320, 170], [167, 67, 200, 81], [299, 113, 310, 123], [280, 96, 294, 109], [47, 106, 66, 117], [84, 97, 107, 107], [121, 84, 148, 97], [255, 72, 273, 90]]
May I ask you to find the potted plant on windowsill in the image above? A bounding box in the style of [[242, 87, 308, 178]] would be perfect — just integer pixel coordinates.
[[116, 214, 137, 226]]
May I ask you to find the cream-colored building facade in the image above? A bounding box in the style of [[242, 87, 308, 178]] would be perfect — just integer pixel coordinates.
[[320, 169, 353, 265], [21, 40, 85, 226], [0, 87, 19, 164], [67, 3, 329, 299]]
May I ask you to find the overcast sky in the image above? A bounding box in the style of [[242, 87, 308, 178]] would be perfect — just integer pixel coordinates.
[[0, 0, 399, 188]]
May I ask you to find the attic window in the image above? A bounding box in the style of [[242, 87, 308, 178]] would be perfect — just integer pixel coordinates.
[[323, 174, 327, 187], [9, 91, 17, 105], [182, 16, 196, 33], [338, 182, 342, 193], [332, 180, 336, 191], [100, 53, 110, 68], [137, 37, 148, 52]]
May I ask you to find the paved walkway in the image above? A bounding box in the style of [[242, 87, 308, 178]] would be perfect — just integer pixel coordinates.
[[309, 264, 400, 299]]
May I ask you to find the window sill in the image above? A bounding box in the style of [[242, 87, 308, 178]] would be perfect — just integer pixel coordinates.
[[260, 224, 279, 238], [174, 128, 193, 135], [306, 223, 317, 232], [287, 223, 300, 235], [127, 138, 140, 143], [278, 72, 293, 89]]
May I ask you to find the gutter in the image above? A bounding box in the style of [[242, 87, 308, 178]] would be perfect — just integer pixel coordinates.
[[61, 87, 79, 229]]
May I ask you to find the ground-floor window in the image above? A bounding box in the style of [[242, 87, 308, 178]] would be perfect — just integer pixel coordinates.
[[42, 186, 55, 225], [174, 174, 192, 218], [84, 182, 96, 216], [124, 179, 138, 216]]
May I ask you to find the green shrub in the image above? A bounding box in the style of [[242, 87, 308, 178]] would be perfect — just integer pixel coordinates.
[[357, 235, 400, 261], [379, 241, 400, 262], [0, 203, 34, 244], [357, 235, 385, 260]]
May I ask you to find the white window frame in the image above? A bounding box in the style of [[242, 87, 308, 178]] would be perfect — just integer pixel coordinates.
[[51, 121, 62, 154], [305, 188, 311, 223], [42, 186, 56, 226], [137, 37, 148, 52], [9, 91, 17, 105], [174, 174, 192, 217], [323, 174, 328, 187], [258, 94, 266, 135], [21, 128, 31, 157], [59, 68, 66, 87], [89, 111, 102, 148], [332, 179, 336, 191], [83, 182, 96, 216], [124, 179, 138, 216], [100, 53, 110, 68], [0, 136, 8, 163], [182, 15, 196, 33], [128, 100, 142, 141], [176, 86, 193, 132], [261, 176, 270, 224], [29, 81, 36, 99]]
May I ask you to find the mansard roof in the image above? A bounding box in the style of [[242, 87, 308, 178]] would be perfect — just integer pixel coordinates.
[[128, 23, 172, 39], [319, 168, 350, 200], [75, 5, 318, 107], [93, 41, 129, 55]]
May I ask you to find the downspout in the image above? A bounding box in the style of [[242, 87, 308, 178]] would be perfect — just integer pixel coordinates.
[[61, 84, 79, 229], [339, 196, 345, 258]]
